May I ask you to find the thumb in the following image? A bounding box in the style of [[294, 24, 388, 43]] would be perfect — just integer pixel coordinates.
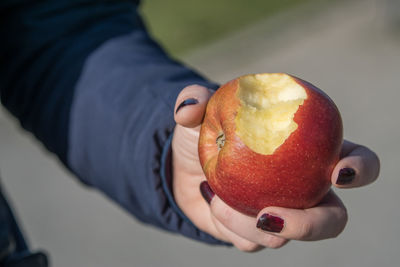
[[174, 85, 213, 128]]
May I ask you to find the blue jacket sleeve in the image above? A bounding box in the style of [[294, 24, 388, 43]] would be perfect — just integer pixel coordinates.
[[0, 0, 229, 245]]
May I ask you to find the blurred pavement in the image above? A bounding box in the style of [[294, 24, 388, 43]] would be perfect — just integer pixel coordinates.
[[1, 0, 399, 266]]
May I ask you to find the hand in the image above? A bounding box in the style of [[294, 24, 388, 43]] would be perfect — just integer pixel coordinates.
[[172, 85, 380, 252]]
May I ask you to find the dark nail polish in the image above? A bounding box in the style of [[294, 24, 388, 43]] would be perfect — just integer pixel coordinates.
[[200, 181, 215, 204], [256, 214, 284, 233], [337, 168, 356, 185], [176, 98, 198, 114]]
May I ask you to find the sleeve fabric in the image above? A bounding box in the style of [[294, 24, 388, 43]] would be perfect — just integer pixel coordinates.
[[0, 0, 228, 245]]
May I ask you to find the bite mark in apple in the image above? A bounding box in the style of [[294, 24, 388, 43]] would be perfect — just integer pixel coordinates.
[[235, 73, 308, 155]]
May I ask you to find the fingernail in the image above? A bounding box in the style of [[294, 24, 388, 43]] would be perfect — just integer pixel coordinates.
[[200, 181, 214, 204], [337, 168, 356, 185], [256, 214, 284, 233], [176, 98, 198, 114]]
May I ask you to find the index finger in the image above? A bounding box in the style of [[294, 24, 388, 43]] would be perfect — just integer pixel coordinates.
[[206, 190, 289, 249], [255, 190, 348, 241]]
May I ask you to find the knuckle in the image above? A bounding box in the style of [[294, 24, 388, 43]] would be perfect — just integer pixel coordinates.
[[265, 237, 288, 249], [333, 207, 348, 238], [260, 234, 288, 249], [342, 206, 349, 224], [268, 242, 285, 249], [234, 241, 261, 252], [214, 204, 234, 227], [298, 220, 314, 240]]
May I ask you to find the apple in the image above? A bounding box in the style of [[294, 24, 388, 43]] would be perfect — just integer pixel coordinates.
[[199, 73, 343, 216]]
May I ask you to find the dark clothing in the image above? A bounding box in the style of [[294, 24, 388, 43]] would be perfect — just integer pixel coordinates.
[[0, 187, 48, 266], [1, 0, 228, 264], [0, 0, 141, 162]]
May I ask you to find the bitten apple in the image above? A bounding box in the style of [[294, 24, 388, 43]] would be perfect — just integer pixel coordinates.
[[198, 73, 343, 216]]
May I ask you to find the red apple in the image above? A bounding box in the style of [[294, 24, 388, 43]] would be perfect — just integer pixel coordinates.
[[199, 73, 343, 216]]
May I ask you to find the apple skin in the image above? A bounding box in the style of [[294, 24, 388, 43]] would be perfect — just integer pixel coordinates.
[[198, 74, 343, 216]]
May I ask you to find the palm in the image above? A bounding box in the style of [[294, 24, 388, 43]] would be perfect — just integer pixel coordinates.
[[172, 125, 204, 176], [172, 124, 221, 237]]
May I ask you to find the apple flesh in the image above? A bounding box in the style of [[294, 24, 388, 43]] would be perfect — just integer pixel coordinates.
[[199, 73, 343, 216]]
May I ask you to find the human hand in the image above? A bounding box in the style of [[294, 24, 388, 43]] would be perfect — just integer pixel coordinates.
[[172, 85, 380, 252]]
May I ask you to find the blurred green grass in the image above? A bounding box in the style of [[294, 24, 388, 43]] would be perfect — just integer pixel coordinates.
[[140, 0, 312, 55]]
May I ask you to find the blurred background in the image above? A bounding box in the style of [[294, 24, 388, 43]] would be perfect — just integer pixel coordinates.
[[0, 0, 399, 266]]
